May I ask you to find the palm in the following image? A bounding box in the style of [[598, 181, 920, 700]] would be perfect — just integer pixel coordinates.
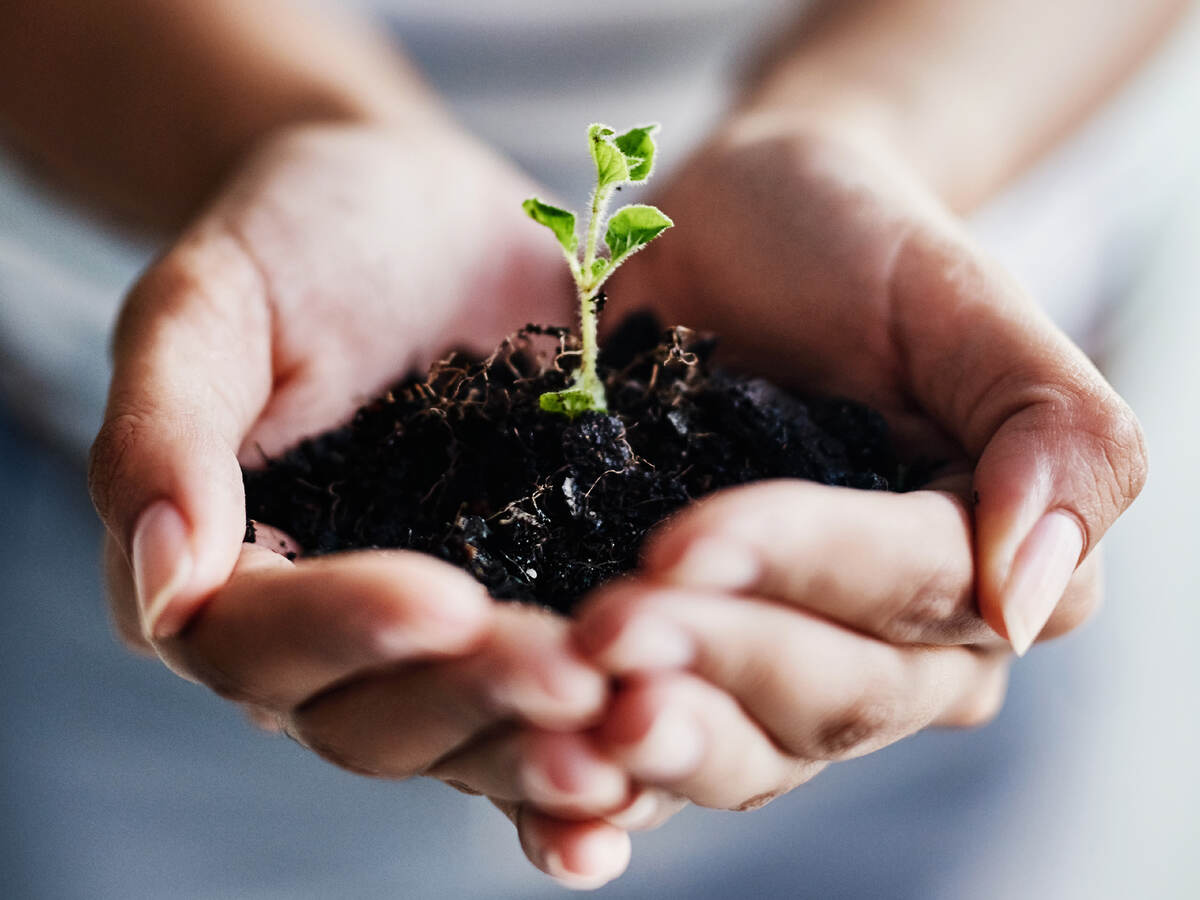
[[207, 124, 572, 457], [612, 127, 961, 462]]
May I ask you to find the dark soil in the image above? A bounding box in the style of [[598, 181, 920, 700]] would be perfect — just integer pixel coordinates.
[[243, 313, 917, 615]]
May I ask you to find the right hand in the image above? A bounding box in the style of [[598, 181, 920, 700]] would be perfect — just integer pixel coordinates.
[[88, 121, 640, 889]]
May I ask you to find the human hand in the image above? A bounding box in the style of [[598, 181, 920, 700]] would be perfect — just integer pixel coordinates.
[[576, 111, 1145, 813], [88, 121, 638, 887]]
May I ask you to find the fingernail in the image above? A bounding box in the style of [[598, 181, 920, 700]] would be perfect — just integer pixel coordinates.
[[605, 788, 660, 830], [657, 537, 760, 592], [1002, 511, 1084, 656], [520, 756, 626, 810], [521, 761, 573, 804], [620, 707, 705, 780], [542, 829, 630, 890], [542, 850, 613, 891], [378, 586, 489, 656], [131, 500, 194, 640], [491, 657, 605, 717], [602, 614, 694, 671], [541, 656, 607, 707]]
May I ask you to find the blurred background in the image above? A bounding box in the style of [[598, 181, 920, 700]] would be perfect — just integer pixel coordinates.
[[1, 2, 1198, 898]]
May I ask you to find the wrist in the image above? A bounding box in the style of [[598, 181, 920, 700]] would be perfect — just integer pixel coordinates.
[[185, 87, 453, 224], [731, 72, 1000, 212], [711, 97, 948, 213]]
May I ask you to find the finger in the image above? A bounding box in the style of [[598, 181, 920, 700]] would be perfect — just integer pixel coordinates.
[[642, 480, 1101, 646], [289, 604, 606, 778], [242, 703, 284, 733], [105, 518, 304, 657], [104, 521, 302, 660], [891, 228, 1147, 654], [491, 800, 632, 890], [155, 546, 491, 709], [578, 586, 1009, 759], [1037, 544, 1103, 643], [642, 480, 986, 644], [429, 728, 630, 818], [596, 671, 825, 810], [103, 534, 153, 656], [88, 226, 273, 640], [602, 786, 688, 832]]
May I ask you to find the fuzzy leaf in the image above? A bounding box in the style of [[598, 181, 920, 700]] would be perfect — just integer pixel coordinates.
[[522, 197, 577, 254], [604, 204, 674, 263], [614, 125, 658, 181], [539, 388, 600, 418], [589, 124, 629, 189], [591, 258, 610, 279]]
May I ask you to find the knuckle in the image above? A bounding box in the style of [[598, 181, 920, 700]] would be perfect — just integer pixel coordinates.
[[720, 651, 782, 710], [1041, 385, 1147, 541], [1088, 397, 1149, 514], [287, 694, 416, 780], [807, 698, 896, 760], [163, 639, 264, 706], [191, 660, 256, 705], [114, 236, 270, 382], [729, 759, 824, 812], [441, 778, 484, 796], [112, 253, 205, 350], [878, 575, 990, 645], [732, 789, 785, 812], [291, 725, 391, 779]]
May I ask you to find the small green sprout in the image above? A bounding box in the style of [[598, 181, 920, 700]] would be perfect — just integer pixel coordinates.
[[523, 123, 674, 417]]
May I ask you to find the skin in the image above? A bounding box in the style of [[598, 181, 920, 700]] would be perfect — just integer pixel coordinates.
[[1, 0, 1179, 889], [569, 113, 1122, 822]]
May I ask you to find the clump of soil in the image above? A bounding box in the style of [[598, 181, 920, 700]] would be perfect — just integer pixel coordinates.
[[243, 313, 913, 614]]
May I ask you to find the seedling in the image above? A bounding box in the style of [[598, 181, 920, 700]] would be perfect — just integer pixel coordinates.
[[523, 124, 673, 417]]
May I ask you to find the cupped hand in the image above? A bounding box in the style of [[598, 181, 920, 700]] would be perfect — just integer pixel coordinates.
[[88, 121, 636, 887], [574, 111, 1146, 813]]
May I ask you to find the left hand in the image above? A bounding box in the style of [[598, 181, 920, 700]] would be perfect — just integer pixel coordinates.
[[566, 110, 1145, 813], [88, 121, 639, 889]]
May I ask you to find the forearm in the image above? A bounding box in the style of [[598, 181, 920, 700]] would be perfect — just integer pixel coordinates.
[[742, 0, 1190, 210], [0, 0, 440, 227]]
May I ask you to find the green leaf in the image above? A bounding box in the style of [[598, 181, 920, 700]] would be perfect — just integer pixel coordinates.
[[591, 258, 610, 279], [539, 388, 601, 419], [614, 125, 659, 181], [604, 204, 674, 263], [522, 197, 577, 254], [589, 123, 629, 189]]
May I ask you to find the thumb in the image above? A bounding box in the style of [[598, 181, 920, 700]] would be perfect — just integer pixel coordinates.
[[89, 225, 272, 641], [892, 228, 1148, 655]]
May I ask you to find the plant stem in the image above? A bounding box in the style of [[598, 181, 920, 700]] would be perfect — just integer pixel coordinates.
[[573, 183, 614, 410], [582, 184, 611, 274], [576, 285, 604, 407]]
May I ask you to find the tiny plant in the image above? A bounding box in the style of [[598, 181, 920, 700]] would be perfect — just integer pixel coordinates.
[[523, 124, 673, 417]]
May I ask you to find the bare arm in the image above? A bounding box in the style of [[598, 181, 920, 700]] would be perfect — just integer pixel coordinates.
[[0, 0, 440, 227], [743, 0, 1190, 209]]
